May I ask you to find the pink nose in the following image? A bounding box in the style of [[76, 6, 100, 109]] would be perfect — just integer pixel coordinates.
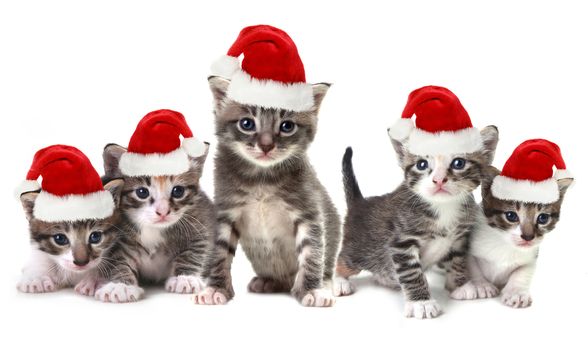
[[156, 208, 170, 217], [432, 177, 448, 185]]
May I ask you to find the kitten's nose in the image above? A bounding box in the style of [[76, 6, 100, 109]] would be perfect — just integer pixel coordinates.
[[259, 143, 275, 154], [156, 209, 171, 217], [74, 259, 89, 267], [432, 177, 448, 185], [521, 234, 535, 242]]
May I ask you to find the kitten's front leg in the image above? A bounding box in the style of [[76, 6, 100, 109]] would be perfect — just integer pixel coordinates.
[[501, 263, 535, 308], [443, 236, 470, 292], [95, 260, 144, 303], [291, 221, 334, 307], [17, 252, 60, 293], [451, 255, 498, 300], [195, 217, 237, 305], [166, 240, 209, 294], [391, 246, 441, 319]]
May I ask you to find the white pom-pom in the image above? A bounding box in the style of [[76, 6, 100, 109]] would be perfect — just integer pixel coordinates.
[[210, 55, 240, 78], [388, 118, 415, 141], [182, 137, 208, 157], [14, 179, 41, 200], [554, 169, 573, 180]]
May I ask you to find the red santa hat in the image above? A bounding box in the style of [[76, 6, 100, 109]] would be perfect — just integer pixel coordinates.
[[491, 139, 573, 203], [210, 24, 314, 112], [15, 145, 115, 222], [119, 109, 206, 177], [388, 86, 483, 156]]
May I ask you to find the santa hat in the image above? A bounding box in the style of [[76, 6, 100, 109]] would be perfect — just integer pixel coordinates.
[[15, 145, 115, 222], [119, 109, 206, 177], [491, 139, 573, 204], [210, 24, 314, 112], [388, 86, 483, 156]]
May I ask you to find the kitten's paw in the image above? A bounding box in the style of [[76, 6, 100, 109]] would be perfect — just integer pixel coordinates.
[[333, 277, 356, 296], [165, 275, 206, 294], [299, 289, 336, 307], [247, 276, 289, 293], [194, 287, 230, 305], [451, 281, 498, 300], [501, 290, 533, 308], [404, 300, 442, 319], [17, 276, 56, 293], [95, 282, 144, 303], [74, 278, 100, 296]]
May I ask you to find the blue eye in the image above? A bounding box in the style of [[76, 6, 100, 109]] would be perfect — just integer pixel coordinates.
[[89, 231, 103, 244], [504, 211, 519, 223], [53, 234, 69, 246], [171, 186, 185, 198], [537, 213, 550, 225], [451, 158, 466, 170], [280, 121, 296, 134], [135, 187, 149, 199], [239, 118, 256, 131], [416, 159, 429, 171]]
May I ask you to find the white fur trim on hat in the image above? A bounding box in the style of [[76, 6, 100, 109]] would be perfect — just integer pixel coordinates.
[[405, 127, 483, 156], [33, 190, 115, 222], [226, 70, 314, 112], [119, 147, 191, 177], [388, 118, 415, 141], [211, 55, 240, 78], [14, 180, 41, 200], [182, 137, 207, 157], [491, 175, 559, 204]]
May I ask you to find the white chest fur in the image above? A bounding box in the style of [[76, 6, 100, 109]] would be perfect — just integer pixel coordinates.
[[137, 226, 172, 282], [420, 200, 463, 268]]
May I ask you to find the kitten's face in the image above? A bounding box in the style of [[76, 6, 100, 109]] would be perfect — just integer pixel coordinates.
[[208, 76, 330, 168], [482, 173, 572, 248], [393, 126, 499, 203], [20, 180, 123, 273]]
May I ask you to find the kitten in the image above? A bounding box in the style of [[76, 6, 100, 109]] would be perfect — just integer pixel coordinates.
[[17, 179, 124, 295], [451, 166, 573, 307], [94, 143, 215, 303], [195, 76, 341, 307], [335, 126, 499, 318]]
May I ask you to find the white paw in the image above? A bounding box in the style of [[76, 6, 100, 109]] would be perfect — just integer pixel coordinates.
[[501, 290, 533, 308], [333, 277, 355, 296], [74, 278, 100, 296], [165, 275, 206, 294], [17, 275, 56, 293], [300, 288, 336, 307], [194, 287, 229, 305], [451, 281, 499, 300], [404, 300, 442, 319], [95, 282, 144, 303]]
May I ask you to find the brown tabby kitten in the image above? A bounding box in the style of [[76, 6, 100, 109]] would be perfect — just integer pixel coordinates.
[[17, 180, 124, 295], [93, 143, 215, 303], [196, 76, 341, 307]]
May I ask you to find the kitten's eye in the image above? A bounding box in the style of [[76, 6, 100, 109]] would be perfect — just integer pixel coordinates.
[[89, 231, 103, 244], [135, 187, 150, 199], [238, 118, 256, 132], [416, 159, 429, 171], [504, 211, 519, 223], [171, 186, 185, 199], [280, 121, 296, 134], [53, 234, 69, 246], [537, 213, 550, 225], [451, 158, 466, 170]]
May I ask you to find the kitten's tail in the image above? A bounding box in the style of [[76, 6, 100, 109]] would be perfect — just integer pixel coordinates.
[[342, 147, 364, 207]]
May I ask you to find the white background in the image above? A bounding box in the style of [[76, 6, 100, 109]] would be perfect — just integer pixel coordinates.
[[1, 1, 586, 348]]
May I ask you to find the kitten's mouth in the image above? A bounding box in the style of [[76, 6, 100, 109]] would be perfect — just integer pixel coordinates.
[[515, 240, 535, 248], [61, 261, 96, 273], [431, 187, 451, 195], [255, 153, 275, 161]]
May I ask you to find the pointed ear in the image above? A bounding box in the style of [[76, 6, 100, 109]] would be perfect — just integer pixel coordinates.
[[20, 192, 39, 221], [188, 142, 210, 179], [479, 125, 499, 165], [103, 178, 125, 207], [481, 165, 501, 198], [208, 76, 231, 115], [391, 139, 407, 166], [557, 177, 574, 200], [312, 83, 331, 111], [103, 143, 126, 180]]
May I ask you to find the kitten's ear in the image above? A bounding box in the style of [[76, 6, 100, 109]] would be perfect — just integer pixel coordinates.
[[312, 83, 331, 111], [557, 177, 574, 200], [391, 139, 407, 165], [20, 192, 39, 221], [479, 125, 499, 164], [481, 165, 501, 198], [208, 76, 231, 115], [103, 178, 125, 207], [103, 143, 126, 180], [188, 142, 210, 178]]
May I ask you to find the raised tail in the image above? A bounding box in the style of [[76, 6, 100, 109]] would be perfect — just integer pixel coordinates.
[[342, 147, 364, 207]]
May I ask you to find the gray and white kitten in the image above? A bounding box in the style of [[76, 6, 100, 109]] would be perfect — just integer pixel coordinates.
[[451, 166, 573, 308], [196, 76, 341, 307], [93, 143, 215, 303], [17, 179, 124, 296], [335, 126, 499, 318]]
